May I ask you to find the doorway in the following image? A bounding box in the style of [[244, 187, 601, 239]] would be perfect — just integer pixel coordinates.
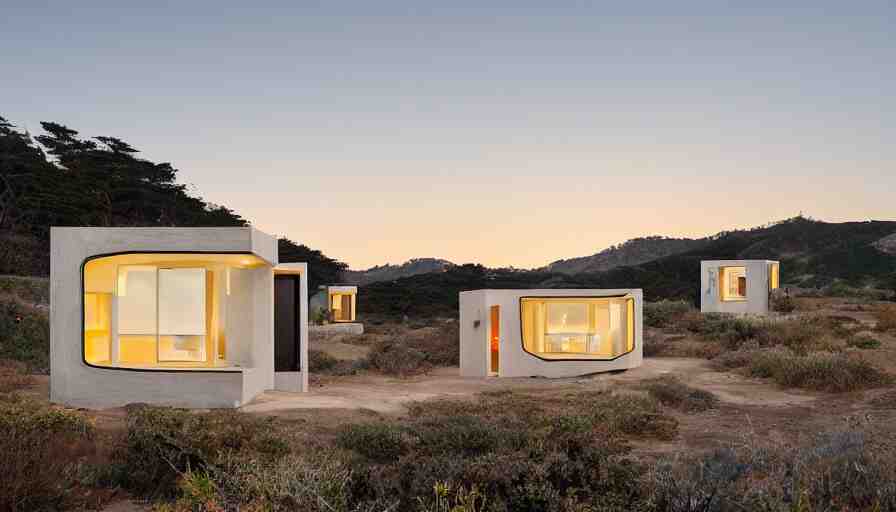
[[489, 305, 500, 375], [274, 275, 301, 372]]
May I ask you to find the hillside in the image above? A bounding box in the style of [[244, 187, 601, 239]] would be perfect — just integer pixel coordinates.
[[0, 114, 347, 279], [342, 258, 454, 285], [360, 217, 896, 318], [545, 236, 707, 274]]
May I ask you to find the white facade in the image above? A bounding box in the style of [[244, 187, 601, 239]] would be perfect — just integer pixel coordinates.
[[700, 259, 780, 315], [50, 227, 308, 409], [459, 289, 643, 378]]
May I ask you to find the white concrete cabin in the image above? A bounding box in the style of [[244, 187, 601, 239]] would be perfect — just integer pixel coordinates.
[[700, 259, 780, 315], [50, 227, 308, 409], [459, 289, 643, 378]]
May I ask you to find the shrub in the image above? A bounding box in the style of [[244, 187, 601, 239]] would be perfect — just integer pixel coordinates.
[[336, 423, 409, 462], [0, 275, 50, 305], [649, 428, 896, 511], [366, 340, 430, 376], [644, 300, 694, 329], [770, 292, 796, 313], [847, 334, 882, 349], [0, 359, 33, 393], [309, 349, 339, 373], [640, 376, 719, 412], [116, 406, 290, 498], [208, 452, 362, 511], [875, 305, 896, 332], [0, 296, 50, 372], [747, 348, 890, 392], [0, 395, 95, 511]]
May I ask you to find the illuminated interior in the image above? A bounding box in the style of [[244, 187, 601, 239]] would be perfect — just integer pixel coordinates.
[[329, 291, 356, 322], [768, 262, 780, 291], [520, 297, 635, 360], [83, 253, 267, 369], [719, 266, 747, 301], [489, 305, 500, 374]]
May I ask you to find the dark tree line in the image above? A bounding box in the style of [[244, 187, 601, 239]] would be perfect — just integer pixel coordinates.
[[0, 115, 347, 279]]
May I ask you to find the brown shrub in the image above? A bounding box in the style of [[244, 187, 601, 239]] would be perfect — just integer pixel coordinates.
[[747, 348, 891, 392], [0, 395, 96, 511], [365, 322, 459, 376], [0, 359, 33, 393], [874, 305, 896, 332], [640, 376, 719, 412]]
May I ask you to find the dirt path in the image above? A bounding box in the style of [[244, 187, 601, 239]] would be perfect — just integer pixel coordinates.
[[242, 357, 819, 415]]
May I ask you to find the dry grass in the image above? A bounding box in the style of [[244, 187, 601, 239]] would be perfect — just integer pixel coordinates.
[[0, 360, 34, 393]]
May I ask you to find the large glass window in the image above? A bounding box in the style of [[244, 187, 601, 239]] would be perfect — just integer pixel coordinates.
[[520, 297, 635, 360], [83, 253, 266, 369], [329, 292, 356, 322], [719, 266, 747, 301]]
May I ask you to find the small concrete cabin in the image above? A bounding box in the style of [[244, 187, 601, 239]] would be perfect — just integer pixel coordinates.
[[700, 259, 780, 315], [459, 289, 643, 378], [51, 227, 308, 409]]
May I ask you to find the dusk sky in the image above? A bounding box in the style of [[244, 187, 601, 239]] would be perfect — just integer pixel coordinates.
[[3, 2, 894, 269]]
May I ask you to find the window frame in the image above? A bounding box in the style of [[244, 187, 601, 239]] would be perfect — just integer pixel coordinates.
[[718, 266, 748, 302], [518, 295, 637, 362], [80, 251, 255, 373]]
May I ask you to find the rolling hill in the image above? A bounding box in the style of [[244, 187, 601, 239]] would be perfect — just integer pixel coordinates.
[[544, 236, 708, 274], [360, 217, 896, 318], [342, 258, 454, 285]]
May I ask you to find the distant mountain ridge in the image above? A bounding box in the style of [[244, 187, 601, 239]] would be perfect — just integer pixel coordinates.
[[342, 257, 454, 285], [359, 217, 896, 318], [544, 236, 708, 274]]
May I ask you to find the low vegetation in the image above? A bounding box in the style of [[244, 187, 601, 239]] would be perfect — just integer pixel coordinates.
[[875, 304, 896, 332], [323, 321, 460, 377], [643, 300, 693, 329], [0, 295, 50, 373], [649, 309, 893, 392], [0, 385, 96, 511], [640, 375, 718, 412]]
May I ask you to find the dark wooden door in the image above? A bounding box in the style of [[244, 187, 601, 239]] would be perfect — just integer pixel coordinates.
[[274, 276, 300, 371]]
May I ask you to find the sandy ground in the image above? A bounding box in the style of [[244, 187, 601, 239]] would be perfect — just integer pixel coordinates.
[[242, 357, 818, 415]]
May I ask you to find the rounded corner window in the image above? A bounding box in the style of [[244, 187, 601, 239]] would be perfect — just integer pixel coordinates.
[[82, 252, 265, 371], [519, 296, 636, 361]]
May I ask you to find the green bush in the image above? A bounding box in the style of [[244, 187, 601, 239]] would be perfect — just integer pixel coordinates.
[[0, 296, 50, 372], [644, 300, 694, 328], [0, 395, 95, 511], [640, 376, 719, 412], [847, 334, 882, 349]]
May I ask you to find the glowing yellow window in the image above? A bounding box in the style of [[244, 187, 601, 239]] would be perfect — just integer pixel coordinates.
[[768, 263, 780, 291], [82, 253, 266, 369], [520, 297, 635, 360], [719, 266, 747, 301]]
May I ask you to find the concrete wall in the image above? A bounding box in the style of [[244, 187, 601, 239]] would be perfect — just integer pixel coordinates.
[[700, 260, 777, 315], [459, 291, 488, 377], [50, 227, 280, 408], [459, 289, 643, 378]]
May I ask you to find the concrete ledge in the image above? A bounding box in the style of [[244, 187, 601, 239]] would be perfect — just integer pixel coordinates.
[[310, 323, 364, 335]]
